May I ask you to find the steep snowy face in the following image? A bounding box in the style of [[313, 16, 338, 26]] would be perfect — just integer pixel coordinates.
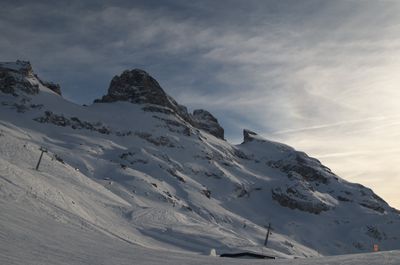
[[0, 60, 61, 96]]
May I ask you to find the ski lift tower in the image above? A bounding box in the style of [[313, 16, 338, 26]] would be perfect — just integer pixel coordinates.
[[264, 223, 272, 247], [35, 147, 48, 170]]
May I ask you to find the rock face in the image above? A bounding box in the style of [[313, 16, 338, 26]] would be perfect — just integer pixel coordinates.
[[0, 60, 34, 77], [243, 129, 259, 143], [241, 129, 392, 216], [241, 128, 339, 214], [271, 185, 331, 214], [0, 60, 62, 96], [96, 68, 225, 139], [191, 109, 224, 139], [40, 81, 62, 96], [96, 69, 178, 109], [95, 69, 192, 121], [0, 61, 39, 95]]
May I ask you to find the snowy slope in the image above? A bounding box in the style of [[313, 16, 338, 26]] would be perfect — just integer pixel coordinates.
[[1, 201, 400, 265], [1, 61, 399, 262]]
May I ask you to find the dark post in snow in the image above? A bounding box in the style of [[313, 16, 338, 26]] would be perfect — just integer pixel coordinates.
[[264, 223, 272, 247], [35, 147, 47, 171]]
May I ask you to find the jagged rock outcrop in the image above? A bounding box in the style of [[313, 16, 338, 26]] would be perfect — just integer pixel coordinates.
[[273, 152, 333, 184], [95, 69, 191, 120], [191, 109, 224, 139], [34, 111, 111, 134], [243, 129, 259, 143], [0, 61, 39, 95], [1, 60, 34, 77], [95, 69, 178, 109], [40, 80, 62, 96], [241, 128, 337, 213], [0, 60, 62, 96], [271, 185, 332, 214], [95, 68, 225, 139]]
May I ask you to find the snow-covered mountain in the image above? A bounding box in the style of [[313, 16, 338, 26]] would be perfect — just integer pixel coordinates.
[[1, 60, 399, 260]]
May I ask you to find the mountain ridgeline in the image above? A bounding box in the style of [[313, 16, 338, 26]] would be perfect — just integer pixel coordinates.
[[0, 60, 399, 258]]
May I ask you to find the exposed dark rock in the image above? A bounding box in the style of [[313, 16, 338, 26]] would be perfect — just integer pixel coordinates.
[[392, 208, 400, 215], [53, 154, 65, 164], [233, 148, 251, 160], [191, 109, 224, 139], [371, 193, 386, 203], [337, 196, 352, 202], [282, 161, 329, 184], [95, 69, 190, 118], [1, 96, 44, 113], [271, 186, 331, 214], [359, 201, 385, 213], [96, 69, 163, 103], [134, 131, 177, 147], [365, 225, 386, 240], [235, 184, 250, 198], [0, 61, 63, 96], [41, 80, 62, 96], [167, 168, 185, 182], [243, 129, 260, 143], [269, 152, 333, 184], [115, 131, 133, 136], [0, 71, 18, 95], [95, 68, 225, 139], [0, 60, 34, 76], [34, 111, 111, 134], [0, 61, 39, 95], [201, 189, 211, 199]]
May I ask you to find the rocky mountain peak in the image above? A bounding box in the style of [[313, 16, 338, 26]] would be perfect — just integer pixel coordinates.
[[243, 129, 261, 143], [0, 60, 34, 77], [0, 60, 62, 96], [95, 69, 178, 108], [94, 68, 191, 119], [191, 109, 224, 139], [0, 60, 38, 95]]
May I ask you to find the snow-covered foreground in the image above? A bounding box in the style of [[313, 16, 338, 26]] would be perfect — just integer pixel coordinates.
[[1, 198, 399, 265]]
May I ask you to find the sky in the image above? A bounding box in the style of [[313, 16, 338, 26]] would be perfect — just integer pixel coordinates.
[[1, 0, 400, 209]]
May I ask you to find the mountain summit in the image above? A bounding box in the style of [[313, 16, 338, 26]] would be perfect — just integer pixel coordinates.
[[95, 68, 224, 139], [95, 69, 179, 109], [0, 61, 399, 259], [0, 60, 61, 96]]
